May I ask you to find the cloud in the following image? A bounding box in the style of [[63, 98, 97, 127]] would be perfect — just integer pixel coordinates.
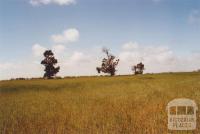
[[32, 28, 80, 57], [122, 42, 139, 51], [30, 0, 76, 6], [0, 50, 94, 80], [0, 44, 48, 79], [32, 43, 66, 61], [120, 42, 174, 63], [0, 61, 44, 80], [2, 41, 200, 80], [118, 42, 200, 74], [189, 9, 200, 25], [32, 44, 47, 57], [56, 51, 97, 76], [70, 51, 91, 62], [1, 43, 66, 80], [0, 63, 15, 70], [51, 28, 79, 43], [52, 44, 66, 55], [30, 41, 200, 77]]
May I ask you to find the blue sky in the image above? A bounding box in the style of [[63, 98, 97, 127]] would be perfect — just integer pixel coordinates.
[[0, 0, 200, 79]]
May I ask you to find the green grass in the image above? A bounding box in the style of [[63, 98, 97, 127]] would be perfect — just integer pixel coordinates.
[[0, 72, 200, 134]]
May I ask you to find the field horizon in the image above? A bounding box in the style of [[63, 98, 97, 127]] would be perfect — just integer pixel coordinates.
[[1, 71, 199, 81]]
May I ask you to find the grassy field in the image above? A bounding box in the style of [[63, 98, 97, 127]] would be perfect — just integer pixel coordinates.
[[0, 72, 200, 134]]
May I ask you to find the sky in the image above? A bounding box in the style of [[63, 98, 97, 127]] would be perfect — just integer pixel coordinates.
[[0, 0, 200, 80]]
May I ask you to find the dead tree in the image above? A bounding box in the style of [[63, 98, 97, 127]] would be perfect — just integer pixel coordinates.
[[41, 50, 60, 79], [96, 48, 119, 76]]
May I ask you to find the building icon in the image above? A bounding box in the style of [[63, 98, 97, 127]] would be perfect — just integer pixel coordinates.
[[166, 98, 198, 130]]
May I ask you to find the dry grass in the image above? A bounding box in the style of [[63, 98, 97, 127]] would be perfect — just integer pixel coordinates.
[[0, 72, 200, 134]]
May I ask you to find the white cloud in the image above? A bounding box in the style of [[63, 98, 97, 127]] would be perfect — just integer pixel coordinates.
[[118, 42, 200, 74], [189, 10, 200, 25], [0, 63, 15, 70], [120, 42, 174, 63], [30, 0, 76, 6], [0, 61, 44, 80], [2, 41, 200, 80], [52, 44, 66, 55], [65, 51, 92, 66], [32, 44, 47, 57], [0, 44, 48, 80], [122, 42, 139, 51], [32, 43, 66, 65], [51, 28, 79, 43], [32, 28, 80, 57]]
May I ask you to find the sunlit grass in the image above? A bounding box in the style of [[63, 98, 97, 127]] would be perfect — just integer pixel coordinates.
[[0, 72, 200, 133]]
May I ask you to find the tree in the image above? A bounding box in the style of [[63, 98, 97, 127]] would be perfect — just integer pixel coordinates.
[[41, 50, 60, 79], [132, 62, 144, 75], [96, 48, 119, 76]]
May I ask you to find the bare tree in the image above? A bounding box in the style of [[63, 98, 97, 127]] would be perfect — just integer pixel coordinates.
[[96, 48, 119, 76], [41, 50, 60, 79]]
